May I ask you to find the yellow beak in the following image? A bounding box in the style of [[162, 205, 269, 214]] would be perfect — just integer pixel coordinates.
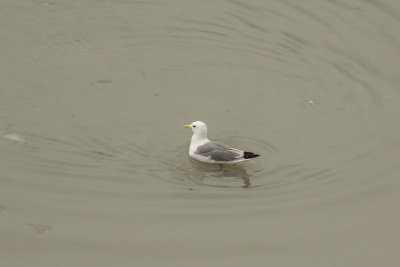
[[183, 124, 192, 129]]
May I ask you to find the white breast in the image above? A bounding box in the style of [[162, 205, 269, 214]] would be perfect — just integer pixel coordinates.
[[188, 137, 209, 158]]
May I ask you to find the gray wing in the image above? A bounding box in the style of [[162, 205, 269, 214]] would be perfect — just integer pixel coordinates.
[[195, 141, 244, 162]]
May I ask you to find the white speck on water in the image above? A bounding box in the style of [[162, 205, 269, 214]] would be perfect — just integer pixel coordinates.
[[304, 99, 320, 107], [2, 133, 25, 144]]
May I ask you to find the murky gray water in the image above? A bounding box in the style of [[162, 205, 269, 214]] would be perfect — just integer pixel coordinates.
[[1, 0, 400, 266]]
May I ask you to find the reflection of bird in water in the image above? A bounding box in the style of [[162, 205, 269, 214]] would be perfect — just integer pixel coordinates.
[[187, 160, 253, 188]]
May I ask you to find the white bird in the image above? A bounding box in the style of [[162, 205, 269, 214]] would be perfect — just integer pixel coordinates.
[[183, 121, 260, 164]]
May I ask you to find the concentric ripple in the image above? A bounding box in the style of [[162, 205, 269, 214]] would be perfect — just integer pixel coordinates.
[[143, 0, 400, 206]]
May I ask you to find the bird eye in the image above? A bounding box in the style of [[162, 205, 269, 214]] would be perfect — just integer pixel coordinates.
[[193, 125, 196, 128]]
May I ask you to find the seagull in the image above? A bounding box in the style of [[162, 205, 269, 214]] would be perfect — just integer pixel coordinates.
[[183, 121, 260, 164]]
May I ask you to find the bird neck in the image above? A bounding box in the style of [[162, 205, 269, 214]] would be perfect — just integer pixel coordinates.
[[191, 132, 208, 144]]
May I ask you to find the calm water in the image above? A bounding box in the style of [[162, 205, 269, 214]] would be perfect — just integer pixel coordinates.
[[1, 0, 400, 266]]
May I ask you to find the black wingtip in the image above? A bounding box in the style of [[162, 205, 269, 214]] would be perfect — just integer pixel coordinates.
[[243, 151, 260, 159]]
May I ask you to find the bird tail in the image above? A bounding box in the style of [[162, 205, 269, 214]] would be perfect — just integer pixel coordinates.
[[243, 151, 260, 159]]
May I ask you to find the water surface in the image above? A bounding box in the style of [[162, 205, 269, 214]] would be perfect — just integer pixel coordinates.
[[1, 0, 400, 266]]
